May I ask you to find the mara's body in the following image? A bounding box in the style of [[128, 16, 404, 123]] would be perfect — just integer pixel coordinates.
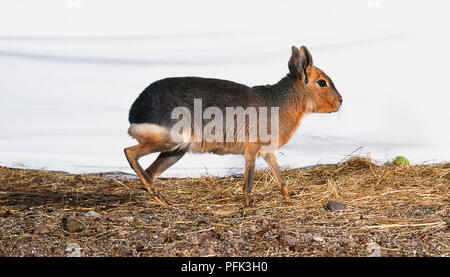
[[125, 45, 342, 207]]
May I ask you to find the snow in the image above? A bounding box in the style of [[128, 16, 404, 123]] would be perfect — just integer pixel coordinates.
[[1, 0, 449, 177]]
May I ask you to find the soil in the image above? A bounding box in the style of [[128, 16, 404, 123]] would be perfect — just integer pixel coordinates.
[[0, 157, 448, 257]]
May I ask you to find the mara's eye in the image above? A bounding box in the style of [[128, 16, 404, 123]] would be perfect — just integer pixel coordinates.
[[317, 79, 327, 87]]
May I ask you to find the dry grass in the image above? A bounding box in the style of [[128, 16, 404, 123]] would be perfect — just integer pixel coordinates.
[[0, 156, 448, 257]]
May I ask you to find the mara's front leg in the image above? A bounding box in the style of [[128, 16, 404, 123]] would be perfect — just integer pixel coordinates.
[[262, 152, 290, 201]]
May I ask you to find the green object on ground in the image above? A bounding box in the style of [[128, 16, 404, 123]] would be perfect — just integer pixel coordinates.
[[393, 156, 410, 166], [65, 219, 84, 232]]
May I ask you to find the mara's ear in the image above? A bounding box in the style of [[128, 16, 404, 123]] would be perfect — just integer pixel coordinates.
[[299, 46, 313, 71], [288, 45, 314, 83], [288, 46, 305, 81]]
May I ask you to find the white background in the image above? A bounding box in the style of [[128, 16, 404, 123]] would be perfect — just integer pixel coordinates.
[[0, 0, 449, 176]]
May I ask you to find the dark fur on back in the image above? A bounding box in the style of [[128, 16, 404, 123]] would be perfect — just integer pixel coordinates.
[[128, 76, 299, 128]]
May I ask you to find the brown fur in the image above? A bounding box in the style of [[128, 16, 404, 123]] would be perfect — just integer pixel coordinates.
[[125, 45, 342, 207]]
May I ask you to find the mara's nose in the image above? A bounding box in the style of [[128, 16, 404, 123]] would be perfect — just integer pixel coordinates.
[[336, 91, 343, 106], [338, 97, 343, 105]]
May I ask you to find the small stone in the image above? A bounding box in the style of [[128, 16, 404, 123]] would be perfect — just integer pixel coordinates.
[[123, 216, 135, 222], [95, 226, 107, 233], [358, 236, 368, 244], [33, 226, 49, 234], [65, 243, 82, 257], [104, 213, 122, 222], [350, 242, 359, 248], [279, 235, 299, 246], [366, 242, 381, 257], [2, 210, 12, 218], [130, 220, 141, 228], [140, 209, 152, 214], [199, 246, 212, 256], [65, 219, 84, 232], [84, 211, 100, 217], [201, 234, 216, 243], [326, 201, 346, 211], [136, 243, 145, 252], [51, 246, 65, 256], [293, 243, 305, 252], [117, 230, 128, 237], [126, 249, 137, 256], [312, 236, 325, 243], [15, 243, 30, 251], [31, 177, 43, 185], [189, 235, 200, 245], [305, 233, 324, 243]]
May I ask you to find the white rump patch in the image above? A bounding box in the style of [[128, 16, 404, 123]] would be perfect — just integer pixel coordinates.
[[128, 123, 169, 143]]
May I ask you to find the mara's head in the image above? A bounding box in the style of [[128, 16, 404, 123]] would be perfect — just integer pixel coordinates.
[[288, 45, 342, 113]]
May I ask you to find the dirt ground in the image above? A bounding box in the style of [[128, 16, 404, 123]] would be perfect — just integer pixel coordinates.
[[0, 157, 448, 257]]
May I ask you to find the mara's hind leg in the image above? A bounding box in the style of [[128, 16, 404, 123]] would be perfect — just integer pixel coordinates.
[[124, 142, 175, 207], [145, 148, 186, 180], [262, 152, 290, 201]]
